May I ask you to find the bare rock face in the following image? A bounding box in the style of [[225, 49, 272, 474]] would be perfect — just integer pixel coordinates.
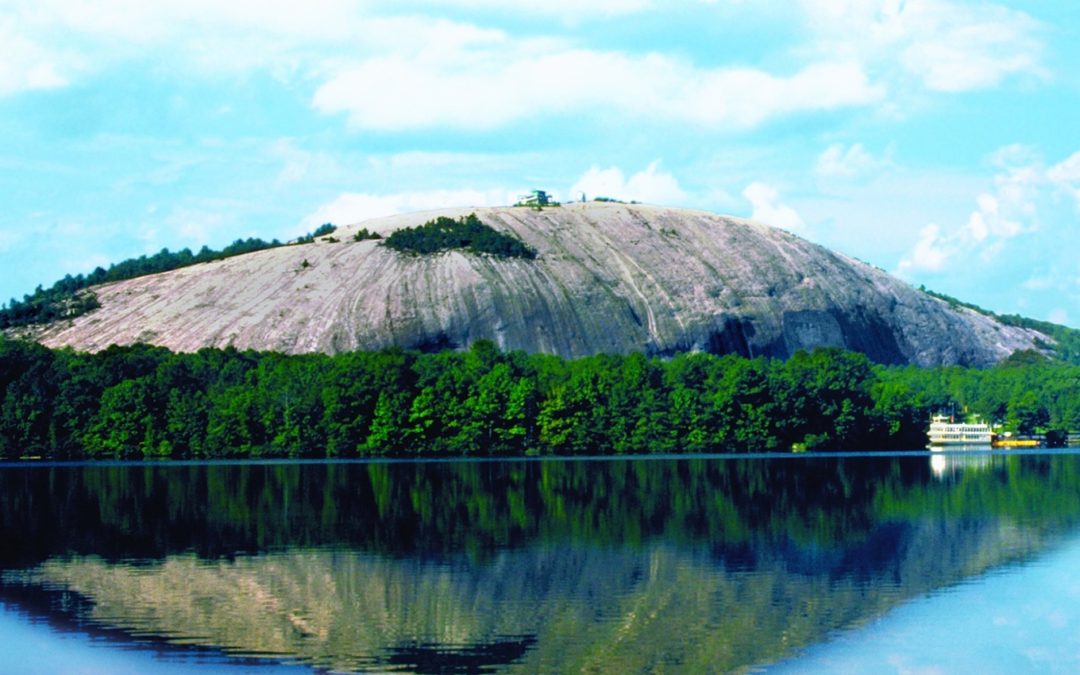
[[25, 203, 1048, 366]]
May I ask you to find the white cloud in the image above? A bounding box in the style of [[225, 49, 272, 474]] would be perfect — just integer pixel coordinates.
[[1, 2, 645, 95], [898, 2, 1043, 92], [166, 209, 227, 248], [314, 45, 882, 131], [0, 18, 71, 95], [1022, 275, 1055, 292], [799, 0, 1045, 94], [814, 142, 889, 178], [408, 0, 654, 16], [570, 162, 686, 204], [897, 222, 947, 273], [301, 189, 512, 230], [0, 2, 507, 87], [0, 0, 1046, 121], [897, 145, 1073, 277], [1048, 150, 1080, 212], [29, 0, 361, 43], [269, 139, 345, 187], [742, 182, 805, 232], [897, 192, 1024, 275], [0, 0, 367, 92], [898, 190, 1023, 274], [367, 151, 508, 173]]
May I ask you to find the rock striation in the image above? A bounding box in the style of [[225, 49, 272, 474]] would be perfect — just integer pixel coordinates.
[[23, 203, 1048, 366]]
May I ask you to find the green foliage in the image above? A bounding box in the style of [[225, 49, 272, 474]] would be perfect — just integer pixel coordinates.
[[920, 286, 1080, 364], [383, 214, 537, 259], [0, 238, 283, 329], [3, 336, 1080, 460], [0, 288, 100, 329], [353, 228, 382, 242], [295, 223, 339, 245]]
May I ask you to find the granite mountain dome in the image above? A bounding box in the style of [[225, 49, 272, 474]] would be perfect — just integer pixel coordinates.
[[21, 202, 1048, 366]]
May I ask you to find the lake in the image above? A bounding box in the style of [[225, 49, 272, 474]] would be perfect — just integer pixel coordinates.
[[2, 452, 1080, 673]]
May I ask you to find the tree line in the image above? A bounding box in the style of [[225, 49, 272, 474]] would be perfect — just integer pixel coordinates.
[[0, 224, 342, 330], [920, 286, 1080, 363], [2, 337, 1077, 460], [0, 213, 538, 330], [0, 238, 283, 329]]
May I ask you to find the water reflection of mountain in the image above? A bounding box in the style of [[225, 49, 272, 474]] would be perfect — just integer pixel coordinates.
[[2, 455, 1079, 672], [0, 522, 1047, 674]]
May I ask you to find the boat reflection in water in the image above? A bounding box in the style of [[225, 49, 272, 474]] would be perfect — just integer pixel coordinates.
[[929, 450, 994, 480]]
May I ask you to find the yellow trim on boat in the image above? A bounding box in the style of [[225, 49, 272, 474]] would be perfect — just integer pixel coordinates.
[[992, 439, 1040, 448]]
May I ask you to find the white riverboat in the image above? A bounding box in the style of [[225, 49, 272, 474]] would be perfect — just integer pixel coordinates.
[[927, 414, 992, 447]]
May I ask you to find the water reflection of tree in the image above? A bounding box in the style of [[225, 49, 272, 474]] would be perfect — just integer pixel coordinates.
[[3, 455, 1078, 672], [3, 456, 1079, 566]]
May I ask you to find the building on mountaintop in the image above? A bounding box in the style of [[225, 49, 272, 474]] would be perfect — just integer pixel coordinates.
[[515, 190, 552, 207]]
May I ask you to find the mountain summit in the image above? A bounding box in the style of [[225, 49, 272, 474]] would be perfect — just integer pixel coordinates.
[[22, 202, 1046, 366]]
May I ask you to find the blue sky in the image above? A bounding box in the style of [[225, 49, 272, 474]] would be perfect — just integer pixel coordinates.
[[3, 0, 1080, 325]]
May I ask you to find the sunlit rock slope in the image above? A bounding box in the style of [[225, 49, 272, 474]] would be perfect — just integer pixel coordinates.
[[25, 202, 1048, 366]]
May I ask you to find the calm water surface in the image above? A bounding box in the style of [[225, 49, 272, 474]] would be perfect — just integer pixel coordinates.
[[2, 452, 1079, 673]]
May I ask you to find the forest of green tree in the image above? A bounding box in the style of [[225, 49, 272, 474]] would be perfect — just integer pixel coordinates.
[[383, 214, 537, 258], [2, 337, 1077, 460]]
